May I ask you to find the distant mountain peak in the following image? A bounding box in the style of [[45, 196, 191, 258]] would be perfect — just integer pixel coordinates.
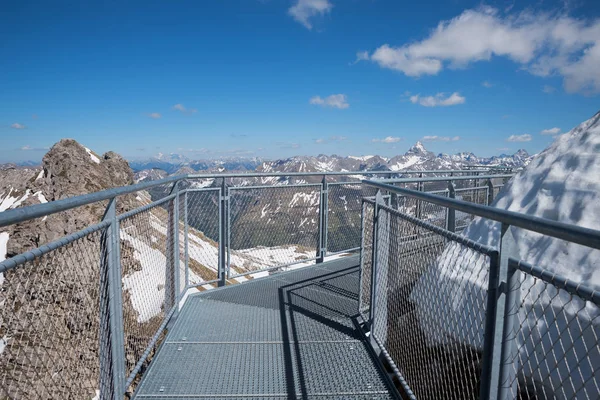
[[406, 141, 429, 155]]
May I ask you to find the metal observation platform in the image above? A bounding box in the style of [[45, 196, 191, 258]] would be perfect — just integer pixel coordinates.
[[134, 255, 397, 399], [2, 169, 600, 400]]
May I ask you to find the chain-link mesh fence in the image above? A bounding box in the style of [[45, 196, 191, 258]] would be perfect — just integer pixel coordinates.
[[327, 183, 378, 254], [501, 259, 600, 400], [368, 203, 494, 399], [119, 197, 177, 385], [455, 186, 489, 231], [0, 227, 105, 400], [185, 189, 220, 285], [228, 184, 320, 275]]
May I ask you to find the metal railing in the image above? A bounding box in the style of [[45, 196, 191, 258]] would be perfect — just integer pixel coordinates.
[[360, 180, 600, 400], [0, 169, 508, 399]]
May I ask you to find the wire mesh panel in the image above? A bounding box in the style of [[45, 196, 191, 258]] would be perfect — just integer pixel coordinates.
[[327, 183, 378, 254], [396, 190, 449, 229], [0, 230, 103, 399], [119, 199, 176, 385], [370, 205, 493, 399], [359, 200, 375, 318], [455, 186, 489, 231], [228, 184, 320, 275], [502, 259, 600, 400], [185, 189, 220, 285]]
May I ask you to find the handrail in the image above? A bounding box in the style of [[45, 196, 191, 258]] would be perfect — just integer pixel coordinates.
[[0, 170, 505, 229], [375, 174, 514, 184], [363, 180, 600, 251], [0, 174, 187, 228], [187, 169, 502, 179]]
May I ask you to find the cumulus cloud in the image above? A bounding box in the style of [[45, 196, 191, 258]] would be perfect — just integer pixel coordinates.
[[172, 104, 198, 114], [11, 123, 25, 129], [362, 7, 600, 94], [410, 92, 465, 107], [19, 145, 48, 151], [422, 135, 460, 142], [482, 81, 494, 88], [289, 0, 332, 30], [315, 138, 326, 144], [507, 134, 532, 142], [372, 136, 401, 143], [330, 135, 347, 141], [148, 113, 162, 119], [540, 127, 561, 135], [543, 85, 556, 93], [310, 94, 349, 109]]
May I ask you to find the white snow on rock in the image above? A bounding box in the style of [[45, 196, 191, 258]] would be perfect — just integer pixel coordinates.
[[0, 232, 8, 286], [84, 147, 101, 164], [36, 169, 44, 180], [0, 188, 19, 212], [412, 111, 600, 399]]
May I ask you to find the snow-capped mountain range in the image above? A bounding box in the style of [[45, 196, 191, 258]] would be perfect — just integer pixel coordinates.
[[131, 141, 533, 180]]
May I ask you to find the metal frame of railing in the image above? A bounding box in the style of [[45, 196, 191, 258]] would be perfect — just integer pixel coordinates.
[[360, 180, 600, 400], [1, 169, 512, 399]]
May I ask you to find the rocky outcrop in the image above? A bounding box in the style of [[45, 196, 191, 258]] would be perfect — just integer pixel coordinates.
[[3, 139, 136, 257]]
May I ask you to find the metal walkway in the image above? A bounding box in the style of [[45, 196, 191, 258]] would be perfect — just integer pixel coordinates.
[[134, 256, 397, 399]]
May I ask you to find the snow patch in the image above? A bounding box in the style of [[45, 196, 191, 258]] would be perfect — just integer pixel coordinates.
[[85, 147, 101, 164], [36, 169, 44, 180]]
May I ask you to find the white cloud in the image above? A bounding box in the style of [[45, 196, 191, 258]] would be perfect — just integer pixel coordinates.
[[543, 85, 556, 93], [148, 113, 161, 119], [11, 123, 25, 129], [329, 135, 347, 141], [172, 104, 198, 114], [288, 0, 332, 30], [410, 92, 465, 107], [507, 134, 532, 142], [315, 138, 326, 144], [482, 81, 493, 88], [19, 145, 48, 151], [540, 127, 561, 135], [372, 136, 401, 143], [310, 94, 349, 109], [363, 7, 600, 94], [422, 135, 460, 142]]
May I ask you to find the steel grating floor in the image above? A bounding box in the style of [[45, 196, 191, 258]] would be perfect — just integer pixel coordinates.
[[134, 256, 397, 399]]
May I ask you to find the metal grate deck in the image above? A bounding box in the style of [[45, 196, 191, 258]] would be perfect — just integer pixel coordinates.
[[134, 256, 397, 399]]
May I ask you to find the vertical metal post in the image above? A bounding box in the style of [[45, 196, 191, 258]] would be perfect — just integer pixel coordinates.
[[480, 223, 516, 400], [486, 179, 495, 206], [498, 260, 520, 400], [99, 198, 125, 400], [368, 191, 384, 329], [184, 190, 189, 289], [357, 199, 367, 315], [316, 176, 328, 264], [416, 173, 423, 219], [165, 182, 180, 314], [446, 181, 456, 232], [218, 178, 228, 286], [386, 173, 398, 209]]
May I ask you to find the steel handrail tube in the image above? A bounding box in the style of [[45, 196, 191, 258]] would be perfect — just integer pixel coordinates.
[[363, 180, 600, 250]]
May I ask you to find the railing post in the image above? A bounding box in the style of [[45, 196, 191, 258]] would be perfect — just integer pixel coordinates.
[[415, 173, 423, 219], [480, 223, 517, 400], [316, 176, 328, 263], [99, 198, 125, 400], [368, 191, 385, 329], [386, 173, 398, 209], [486, 179, 495, 206], [218, 178, 228, 286], [498, 260, 520, 400], [165, 181, 180, 315], [446, 181, 456, 232], [184, 190, 189, 289]]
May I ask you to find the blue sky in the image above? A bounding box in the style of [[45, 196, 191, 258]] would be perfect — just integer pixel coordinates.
[[1, 0, 599, 163]]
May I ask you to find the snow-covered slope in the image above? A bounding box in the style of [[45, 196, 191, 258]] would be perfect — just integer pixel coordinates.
[[412, 110, 600, 398]]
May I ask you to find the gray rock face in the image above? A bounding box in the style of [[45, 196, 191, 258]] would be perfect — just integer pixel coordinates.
[[2, 139, 135, 257]]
